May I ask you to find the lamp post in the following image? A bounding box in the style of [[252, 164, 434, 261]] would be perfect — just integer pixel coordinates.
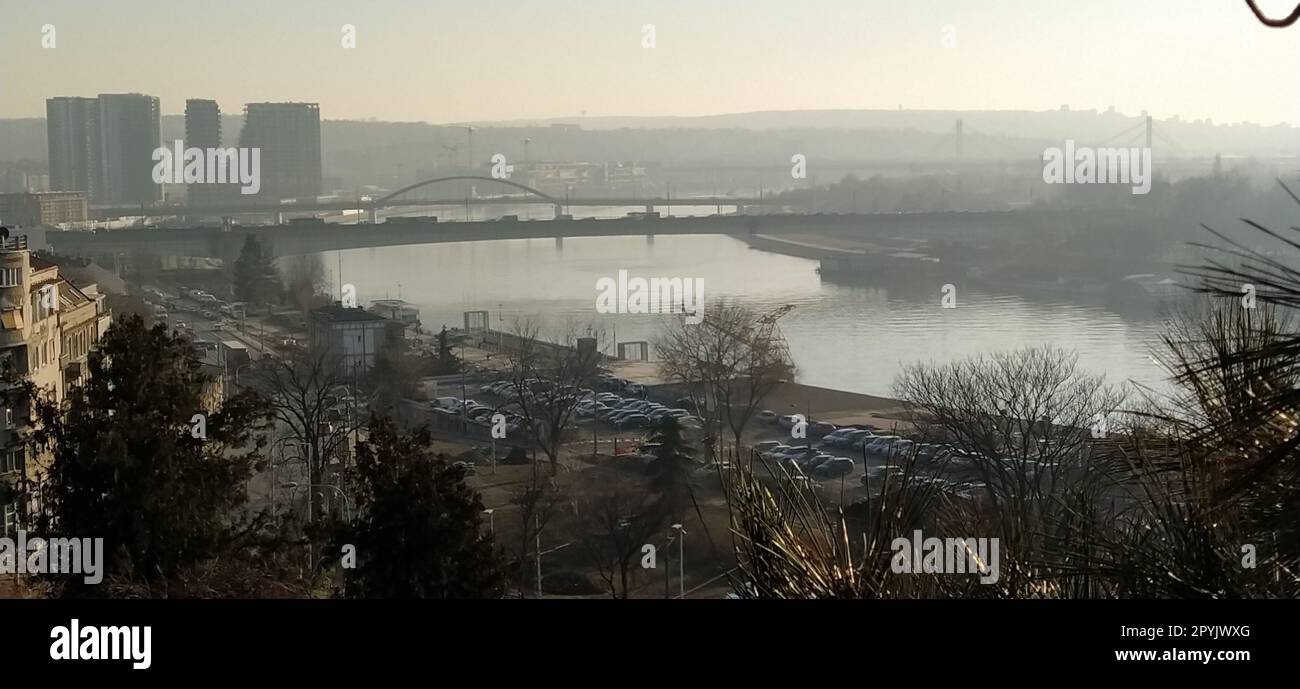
[[483, 508, 495, 534], [671, 524, 685, 599], [233, 362, 254, 389], [282, 481, 353, 523], [268, 436, 305, 514]]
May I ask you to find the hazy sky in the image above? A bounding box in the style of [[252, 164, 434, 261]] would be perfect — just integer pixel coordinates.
[[4, 0, 1299, 125]]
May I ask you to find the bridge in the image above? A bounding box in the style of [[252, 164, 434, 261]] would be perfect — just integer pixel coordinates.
[[91, 175, 771, 222], [49, 209, 1097, 264]]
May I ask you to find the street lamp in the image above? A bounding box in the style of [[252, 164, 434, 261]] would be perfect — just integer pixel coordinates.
[[268, 436, 306, 514], [671, 523, 685, 599], [233, 362, 254, 388], [282, 481, 353, 523]]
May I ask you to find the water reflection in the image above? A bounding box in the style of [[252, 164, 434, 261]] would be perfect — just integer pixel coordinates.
[[324, 233, 1172, 396]]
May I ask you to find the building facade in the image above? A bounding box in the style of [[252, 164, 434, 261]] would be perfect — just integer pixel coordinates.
[[309, 303, 390, 375], [184, 99, 235, 207], [238, 102, 322, 200], [97, 93, 162, 205], [45, 97, 102, 201], [46, 93, 162, 205], [0, 192, 89, 227], [0, 235, 107, 535]]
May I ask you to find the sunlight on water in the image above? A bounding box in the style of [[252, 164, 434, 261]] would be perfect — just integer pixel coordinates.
[[325, 233, 1171, 397]]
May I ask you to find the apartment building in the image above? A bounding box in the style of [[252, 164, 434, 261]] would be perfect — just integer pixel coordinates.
[[0, 191, 89, 227], [0, 234, 107, 535]]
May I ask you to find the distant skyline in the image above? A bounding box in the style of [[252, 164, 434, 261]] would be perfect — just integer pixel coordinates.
[[5, 1, 1300, 126]]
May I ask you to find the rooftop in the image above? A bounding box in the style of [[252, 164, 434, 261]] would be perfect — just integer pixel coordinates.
[[311, 303, 387, 323]]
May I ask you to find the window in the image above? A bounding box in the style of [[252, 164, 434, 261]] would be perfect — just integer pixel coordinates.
[[0, 267, 20, 288], [2, 502, 17, 537], [3, 407, 12, 429], [0, 447, 22, 474]]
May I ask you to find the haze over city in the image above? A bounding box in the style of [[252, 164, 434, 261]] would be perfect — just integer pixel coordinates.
[[2, 2, 1298, 674], [4, 0, 1300, 125]]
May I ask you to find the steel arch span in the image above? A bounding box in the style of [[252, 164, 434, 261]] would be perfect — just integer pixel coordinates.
[[374, 175, 560, 206]]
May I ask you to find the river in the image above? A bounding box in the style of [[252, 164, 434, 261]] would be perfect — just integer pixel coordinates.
[[322, 232, 1172, 397]]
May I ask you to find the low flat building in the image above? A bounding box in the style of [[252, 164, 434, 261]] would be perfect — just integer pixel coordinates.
[[0, 192, 89, 227], [309, 302, 390, 374]]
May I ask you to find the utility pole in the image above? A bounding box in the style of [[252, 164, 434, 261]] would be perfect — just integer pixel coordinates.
[[664, 537, 671, 599]]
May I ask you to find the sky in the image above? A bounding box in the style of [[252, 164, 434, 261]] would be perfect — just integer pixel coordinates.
[[3, 0, 1299, 125]]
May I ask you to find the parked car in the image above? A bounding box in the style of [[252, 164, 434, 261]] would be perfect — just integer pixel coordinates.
[[863, 436, 901, 455], [836, 429, 876, 450], [777, 414, 798, 430], [753, 440, 784, 453], [615, 413, 650, 428], [433, 397, 462, 412], [889, 439, 917, 457], [805, 454, 835, 470], [816, 457, 855, 478], [755, 410, 777, 424], [809, 421, 836, 436], [818, 428, 855, 447]]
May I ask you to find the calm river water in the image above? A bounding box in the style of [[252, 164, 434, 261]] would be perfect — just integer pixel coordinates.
[[323, 232, 1172, 397]]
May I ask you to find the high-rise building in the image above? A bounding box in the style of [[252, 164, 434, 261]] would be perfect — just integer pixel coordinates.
[[97, 93, 161, 205], [184, 99, 230, 207], [238, 102, 322, 199], [45, 97, 102, 201]]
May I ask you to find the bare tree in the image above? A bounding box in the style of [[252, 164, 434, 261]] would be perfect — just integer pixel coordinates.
[[891, 345, 1127, 595], [577, 483, 665, 599], [251, 344, 361, 520], [500, 319, 603, 475], [281, 254, 330, 312], [655, 302, 795, 460], [510, 462, 559, 595]]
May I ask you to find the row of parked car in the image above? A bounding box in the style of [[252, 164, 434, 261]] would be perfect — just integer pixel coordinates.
[[752, 441, 856, 478], [595, 374, 645, 397], [431, 395, 526, 434], [582, 393, 702, 430]]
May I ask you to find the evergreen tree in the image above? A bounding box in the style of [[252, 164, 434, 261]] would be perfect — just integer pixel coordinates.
[[335, 417, 506, 598], [642, 416, 696, 521], [435, 326, 461, 374], [5, 315, 270, 595], [233, 233, 280, 307]]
